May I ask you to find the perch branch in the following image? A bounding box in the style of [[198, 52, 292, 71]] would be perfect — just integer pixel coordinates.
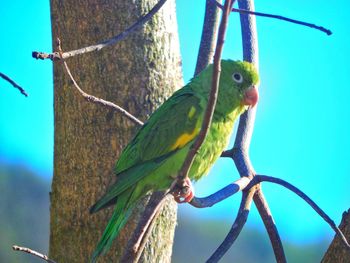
[[206, 187, 256, 262], [212, 0, 332, 35], [56, 39, 143, 126], [32, 0, 168, 61], [174, 0, 236, 195], [12, 245, 57, 263], [254, 175, 350, 250], [0, 72, 28, 97], [190, 177, 250, 208]]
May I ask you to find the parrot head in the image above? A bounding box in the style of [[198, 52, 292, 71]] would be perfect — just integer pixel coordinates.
[[193, 60, 259, 115], [219, 60, 259, 111]]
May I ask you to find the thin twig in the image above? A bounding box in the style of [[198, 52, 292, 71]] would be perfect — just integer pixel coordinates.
[[121, 192, 169, 262], [212, 0, 332, 35], [12, 245, 57, 263], [174, 0, 236, 194], [56, 39, 143, 126], [0, 72, 28, 97], [132, 195, 169, 263], [206, 187, 256, 262], [254, 175, 350, 250], [190, 177, 250, 208], [33, 0, 168, 61], [232, 7, 332, 35]]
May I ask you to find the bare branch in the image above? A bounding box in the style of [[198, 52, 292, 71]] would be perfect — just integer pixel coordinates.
[[254, 175, 350, 250], [190, 177, 250, 208], [194, 0, 222, 76], [174, 0, 236, 194], [212, 0, 332, 35], [0, 72, 28, 97], [206, 187, 256, 262], [56, 39, 143, 126], [12, 245, 57, 263], [253, 189, 286, 262], [235, 1, 287, 261], [232, 8, 332, 35], [33, 0, 168, 61], [121, 192, 169, 262]]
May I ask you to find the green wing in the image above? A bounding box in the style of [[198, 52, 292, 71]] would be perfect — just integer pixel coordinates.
[[90, 85, 205, 213], [115, 85, 205, 174]]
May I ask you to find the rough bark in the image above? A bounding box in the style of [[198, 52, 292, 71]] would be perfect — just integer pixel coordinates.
[[322, 209, 350, 263], [49, 0, 182, 262]]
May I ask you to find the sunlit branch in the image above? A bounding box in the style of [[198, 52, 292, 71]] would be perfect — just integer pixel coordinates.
[[32, 0, 168, 61], [190, 177, 250, 208], [12, 245, 57, 263]]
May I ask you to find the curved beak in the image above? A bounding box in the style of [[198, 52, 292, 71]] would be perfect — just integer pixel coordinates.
[[242, 85, 259, 108]]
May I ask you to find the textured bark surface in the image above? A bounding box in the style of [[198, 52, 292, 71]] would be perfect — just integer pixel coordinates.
[[322, 209, 350, 263], [49, 0, 182, 262]]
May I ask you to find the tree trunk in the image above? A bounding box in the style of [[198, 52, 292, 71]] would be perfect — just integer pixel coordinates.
[[322, 209, 350, 263], [49, 0, 182, 262]]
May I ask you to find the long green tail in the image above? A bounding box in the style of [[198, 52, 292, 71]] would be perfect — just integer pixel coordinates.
[[90, 157, 171, 262], [91, 190, 134, 263]]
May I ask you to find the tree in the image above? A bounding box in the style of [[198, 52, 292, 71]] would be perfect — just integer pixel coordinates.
[[14, 0, 349, 262], [49, 0, 181, 261]]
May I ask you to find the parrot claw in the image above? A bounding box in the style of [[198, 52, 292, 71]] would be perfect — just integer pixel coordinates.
[[172, 178, 194, 203]]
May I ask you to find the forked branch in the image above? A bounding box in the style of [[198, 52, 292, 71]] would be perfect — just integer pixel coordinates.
[[56, 39, 143, 126], [254, 175, 350, 250], [191, 172, 350, 251], [207, 187, 256, 262]]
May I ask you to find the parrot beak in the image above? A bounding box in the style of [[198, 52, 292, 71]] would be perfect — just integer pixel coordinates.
[[242, 85, 259, 108]]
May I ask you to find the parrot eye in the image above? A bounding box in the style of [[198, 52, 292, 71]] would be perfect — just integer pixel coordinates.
[[232, 73, 243, 83]]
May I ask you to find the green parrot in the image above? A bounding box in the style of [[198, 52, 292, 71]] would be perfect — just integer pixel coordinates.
[[90, 59, 259, 261]]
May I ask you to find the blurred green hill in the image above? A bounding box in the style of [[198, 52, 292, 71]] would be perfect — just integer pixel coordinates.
[[0, 162, 328, 262], [0, 163, 50, 263]]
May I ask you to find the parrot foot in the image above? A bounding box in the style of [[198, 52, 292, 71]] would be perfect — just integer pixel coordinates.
[[172, 178, 194, 203]]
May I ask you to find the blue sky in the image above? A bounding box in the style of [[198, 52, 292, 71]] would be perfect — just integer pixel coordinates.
[[1, 0, 349, 246]]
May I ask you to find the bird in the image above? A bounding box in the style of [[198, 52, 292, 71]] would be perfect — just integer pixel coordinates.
[[90, 59, 259, 261]]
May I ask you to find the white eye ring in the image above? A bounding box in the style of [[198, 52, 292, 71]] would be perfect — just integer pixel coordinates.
[[232, 72, 243, 83]]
